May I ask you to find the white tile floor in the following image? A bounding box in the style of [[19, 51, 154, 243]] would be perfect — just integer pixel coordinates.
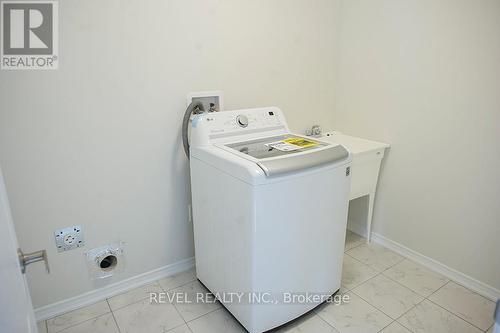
[[38, 231, 496, 333]]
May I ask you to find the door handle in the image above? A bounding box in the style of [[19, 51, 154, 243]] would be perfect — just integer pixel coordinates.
[[18, 248, 50, 274]]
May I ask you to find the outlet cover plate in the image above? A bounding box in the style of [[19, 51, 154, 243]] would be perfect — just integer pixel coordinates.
[[54, 225, 84, 252]]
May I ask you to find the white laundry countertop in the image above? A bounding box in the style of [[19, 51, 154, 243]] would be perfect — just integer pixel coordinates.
[[319, 131, 390, 242], [321, 131, 390, 157]]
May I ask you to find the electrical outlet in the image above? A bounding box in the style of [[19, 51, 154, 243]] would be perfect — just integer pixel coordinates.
[[187, 91, 224, 112], [54, 225, 84, 252]]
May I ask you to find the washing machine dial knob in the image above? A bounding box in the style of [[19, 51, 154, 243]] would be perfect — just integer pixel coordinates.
[[236, 115, 249, 128]]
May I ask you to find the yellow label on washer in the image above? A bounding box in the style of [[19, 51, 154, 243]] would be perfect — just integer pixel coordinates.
[[283, 137, 319, 148]]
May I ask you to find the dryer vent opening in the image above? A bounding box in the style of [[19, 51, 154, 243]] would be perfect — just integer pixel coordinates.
[[99, 255, 117, 271], [86, 242, 124, 279]]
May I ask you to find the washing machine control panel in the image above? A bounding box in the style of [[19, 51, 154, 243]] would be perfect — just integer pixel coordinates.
[[193, 107, 287, 140], [236, 115, 249, 128]]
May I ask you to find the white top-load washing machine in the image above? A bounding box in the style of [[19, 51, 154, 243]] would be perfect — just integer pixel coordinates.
[[189, 107, 352, 333]]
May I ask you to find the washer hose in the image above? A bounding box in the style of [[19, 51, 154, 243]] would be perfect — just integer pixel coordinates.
[[182, 101, 205, 159]]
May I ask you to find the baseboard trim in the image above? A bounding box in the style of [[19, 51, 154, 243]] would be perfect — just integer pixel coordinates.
[[35, 257, 195, 321], [370, 232, 500, 301], [35, 230, 500, 320]]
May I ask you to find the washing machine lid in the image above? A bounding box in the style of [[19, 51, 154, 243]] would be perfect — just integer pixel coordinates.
[[223, 135, 349, 177]]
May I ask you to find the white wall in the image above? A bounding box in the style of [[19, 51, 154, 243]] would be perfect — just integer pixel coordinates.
[[334, 0, 500, 290], [0, 0, 341, 307]]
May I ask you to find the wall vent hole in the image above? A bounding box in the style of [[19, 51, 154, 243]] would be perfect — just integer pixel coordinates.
[[99, 255, 117, 271]]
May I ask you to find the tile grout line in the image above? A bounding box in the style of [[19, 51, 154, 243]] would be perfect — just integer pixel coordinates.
[[328, 268, 417, 333], [393, 278, 487, 333], [345, 247, 406, 273], [106, 299, 122, 333], [378, 257, 469, 302], [109, 287, 191, 333], [425, 279, 451, 299], [343, 272, 382, 292], [376, 259, 466, 332], [108, 294, 154, 312], [354, 240, 493, 333], [343, 251, 379, 270], [358, 234, 495, 303], [348, 263, 428, 332], [93, 273, 198, 332], [314, 311, 342, 332], [344, 237, 420, 330], [158, 277, 198, 293], [383, 256, 407, 271], [375, 320, 397, 333], [345, 242, 425, 332], [344, 240, 366, 252], [166, 322, 191, 333], [343, 248, 405, 291], [389, 295, 428, 332], [343, 238, 366, 252], [45, 276, 176, 322], [350, 287, 408, 322], [342, 250, 382, 291], [108, 273, 198, 333], [109, 276, 197, 312], [446, 280, 498, 302], [47, 311, 113, 333], [354, 240, 494, 332], [156, 274, 198, 330], [348, 270, 385, 292], [379, 270, 440, 299], [185, 306, 222, 324], [425, 296, 489, 332], [172, 301, 189, 326], [160, 271, 230, 329], [352, 238, 493, 331]]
